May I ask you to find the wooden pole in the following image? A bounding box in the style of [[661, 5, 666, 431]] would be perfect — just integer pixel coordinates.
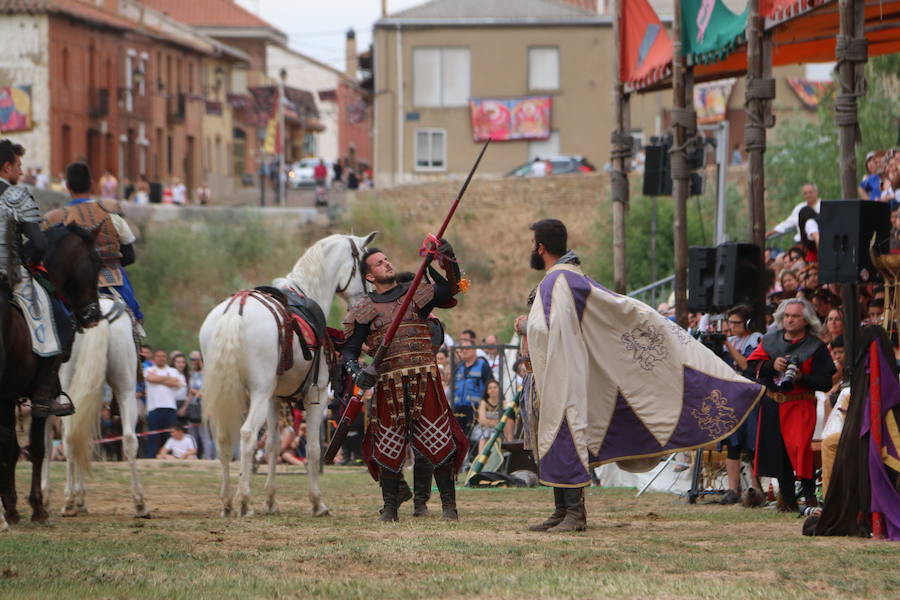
[[835, 0, 870, 533], [612, 0, 631, 294], [744, 0, 773, 331], [672, 0, 691, 327]]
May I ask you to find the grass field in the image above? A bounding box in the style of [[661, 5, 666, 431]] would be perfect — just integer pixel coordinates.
[[0, 460, 895, 599]]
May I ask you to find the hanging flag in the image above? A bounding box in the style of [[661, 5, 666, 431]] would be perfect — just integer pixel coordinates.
[[693, 78, 736, 123], [680, 0, 748, 65], [620, 0, 673, 89]]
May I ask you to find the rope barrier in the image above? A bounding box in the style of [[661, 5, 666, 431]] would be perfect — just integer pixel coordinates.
[[93, 422, 200, 445]]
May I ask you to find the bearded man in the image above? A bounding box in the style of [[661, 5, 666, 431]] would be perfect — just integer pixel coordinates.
[[523, 219, 765, 532], [341, 244, 468, 522], [747, 298, 835, 512]]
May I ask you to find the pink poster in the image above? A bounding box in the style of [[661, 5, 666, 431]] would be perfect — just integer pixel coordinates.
[[469, 96, 551, 142]]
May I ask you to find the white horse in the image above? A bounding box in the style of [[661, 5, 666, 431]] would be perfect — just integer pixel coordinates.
[[42, 296, 148, 518], [199, 232, 374, 518]]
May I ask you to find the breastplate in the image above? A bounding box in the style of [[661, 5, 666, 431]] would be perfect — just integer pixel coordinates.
[[365, 298, 435, 376]]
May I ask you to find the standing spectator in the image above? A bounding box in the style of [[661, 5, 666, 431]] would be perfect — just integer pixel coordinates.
[[99, 404, 122, 461], [34, 167, 49, 189], [157, 424, 197, 459], [720, 305, 763, 503], [122, 177, 135, 202], [346, 170, 359, 190], [99, 170, 118, 200], [170, 352, 190, 426], [171, 177, 186, 205], [313, 159, 328, 188], [531, 157, 547, 177], [859, 151, 882, 201], [333, 158, 343, 186], [195, 181, 211, 206], [483, 334, 501, 381], [187, 351, 214, 459], [459, 329, 488, 361], [766, 183, 821, 242], [22, 167, 35, 186], [452, 339, 492, 438], [144, 350, 185, 458], [731, 144, 742, 166], [134, 174, 150, 204]]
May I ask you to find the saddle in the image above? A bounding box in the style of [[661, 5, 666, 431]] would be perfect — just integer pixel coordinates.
[[254, 285, 326, 360]]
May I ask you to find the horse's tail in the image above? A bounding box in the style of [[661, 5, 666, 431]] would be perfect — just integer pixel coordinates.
[[202, 306, 246, 449], [65, 318, 110, 475]]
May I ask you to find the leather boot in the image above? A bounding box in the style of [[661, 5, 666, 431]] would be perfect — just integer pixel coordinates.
[[412, 455, 433, 517], [378, 470, 401, 522], [30, 356, 74, 418], [547, 488, 587, 532], [528, 487, 567, 531], [433, 462, 458, 521]]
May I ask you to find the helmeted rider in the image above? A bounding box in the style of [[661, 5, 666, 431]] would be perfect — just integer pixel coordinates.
[[0, 138, 75, 417], [44, 161, 142, 323]]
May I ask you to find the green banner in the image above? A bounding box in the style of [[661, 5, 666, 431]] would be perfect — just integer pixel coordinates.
[[680, 0, 748, 65]]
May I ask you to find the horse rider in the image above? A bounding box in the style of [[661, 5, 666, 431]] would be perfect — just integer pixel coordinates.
[[44, 161, 143, 324], [0, 138, 75, 417], [341, 243, 469, 522]]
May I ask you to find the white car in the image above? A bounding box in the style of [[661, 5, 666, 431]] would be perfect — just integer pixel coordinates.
[[288, 159, 333, 189]]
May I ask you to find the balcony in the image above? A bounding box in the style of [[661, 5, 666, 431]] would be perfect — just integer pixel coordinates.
[[167, 93, 186, 124], [89, 88, 109, 118], [205, 100, 223, 116]]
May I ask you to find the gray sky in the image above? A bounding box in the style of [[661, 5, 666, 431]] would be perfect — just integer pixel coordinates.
[[236, 0, 422, 69]]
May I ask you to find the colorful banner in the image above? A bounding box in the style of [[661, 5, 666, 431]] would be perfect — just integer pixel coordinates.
[[681, 0, 748, 64], [693, 78, 736, 123], [469, 96, 551, 142], [620, 0, 673, 88], [0, 86, 32, 133], [786, 77, 833, 109]]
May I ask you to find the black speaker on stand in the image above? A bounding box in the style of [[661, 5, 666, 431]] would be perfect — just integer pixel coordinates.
[[818, 200, 890, 284]]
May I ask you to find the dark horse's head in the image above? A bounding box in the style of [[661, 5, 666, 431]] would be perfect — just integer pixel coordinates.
[[43, 224, 103, 330]]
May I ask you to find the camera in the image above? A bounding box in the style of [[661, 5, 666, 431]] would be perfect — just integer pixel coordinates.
[[778, 355, 802, 392]]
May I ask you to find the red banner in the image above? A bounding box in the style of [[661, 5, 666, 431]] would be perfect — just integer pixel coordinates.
[[468, 96, 551, 142]]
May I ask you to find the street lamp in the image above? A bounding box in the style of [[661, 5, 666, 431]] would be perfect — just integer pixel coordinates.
[[279, 68, 287, 207]]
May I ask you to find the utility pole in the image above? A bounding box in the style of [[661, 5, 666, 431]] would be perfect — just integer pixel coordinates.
[[611, 0, 632, 294], [278, 68, 287, 207], [671, 0, 694, 327]]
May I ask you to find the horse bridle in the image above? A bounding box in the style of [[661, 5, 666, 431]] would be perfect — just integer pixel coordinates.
[[336, 237, 368, 295]]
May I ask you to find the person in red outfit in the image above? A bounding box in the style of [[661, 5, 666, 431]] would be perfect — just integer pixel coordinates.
[[747, 298, 835, 513]]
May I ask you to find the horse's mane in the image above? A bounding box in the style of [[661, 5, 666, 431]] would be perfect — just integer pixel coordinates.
[[45, 222, 94, 248], [285, 235, 334, 293]]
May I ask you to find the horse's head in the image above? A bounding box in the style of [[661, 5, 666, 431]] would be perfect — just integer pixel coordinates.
[[334, 231, 377, 307], [43, 224, 103, 330]]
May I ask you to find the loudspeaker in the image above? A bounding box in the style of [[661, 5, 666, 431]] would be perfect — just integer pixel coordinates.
[[688, 246, 717, 312], [642, 144, 672, 196], [712, 243, 765, 310], [149, 182, 162, 203], [819, 200, 890, 284]]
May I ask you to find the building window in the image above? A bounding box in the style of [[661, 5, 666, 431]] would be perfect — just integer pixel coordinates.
[[528, 47, 559, 91], [412, 48, 470, 107], [414, 128, 446, 171]]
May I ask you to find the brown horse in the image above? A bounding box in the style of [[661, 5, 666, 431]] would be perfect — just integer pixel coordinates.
[[0, 223, 101, 527]]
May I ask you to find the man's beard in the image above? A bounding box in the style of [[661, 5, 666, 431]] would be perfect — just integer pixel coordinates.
[[374, 273, 397, 285], [530, 250, 545, 271]]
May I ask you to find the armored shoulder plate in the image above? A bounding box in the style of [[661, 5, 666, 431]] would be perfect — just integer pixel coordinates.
[[345, 296, 379, 325], [413, 282, 435, 309], [0, 185, 40, 223]]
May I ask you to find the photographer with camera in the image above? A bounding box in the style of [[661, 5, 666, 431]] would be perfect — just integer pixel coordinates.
[[716, 306, 764, 504], [746, 298, 835, 513]]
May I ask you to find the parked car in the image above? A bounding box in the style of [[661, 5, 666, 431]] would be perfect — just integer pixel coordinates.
[[505, 155, 596, 177], [288, 158, 334, 188]]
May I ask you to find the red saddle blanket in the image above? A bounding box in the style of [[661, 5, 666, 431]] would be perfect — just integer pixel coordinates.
[[290, 311, 318, 349]]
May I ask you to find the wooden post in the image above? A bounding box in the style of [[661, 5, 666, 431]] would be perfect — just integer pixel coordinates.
[[672, 0, 692, 327], [612, 0, 631, 294], [744, 0, 773, 331], [835, 0, 871, 534]]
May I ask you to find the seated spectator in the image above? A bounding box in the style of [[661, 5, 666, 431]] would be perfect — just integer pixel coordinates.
[[820, 336, 849, 499], [157, 424, 197, 460], [801, 264, 819, 291], [778, 269, 801, 300], [867, 298, 885, 325], [783, 246, 807, 274], [821, 308, 844, 346], [473, 380, 503, 453], [810, 288, 836, 323]]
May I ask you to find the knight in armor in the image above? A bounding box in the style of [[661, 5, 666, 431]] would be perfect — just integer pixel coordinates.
[[747, 297, 835, 513], [0, 138, 75, 417], [341, 245, 468, 522], [44, 161, 142, 322]]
